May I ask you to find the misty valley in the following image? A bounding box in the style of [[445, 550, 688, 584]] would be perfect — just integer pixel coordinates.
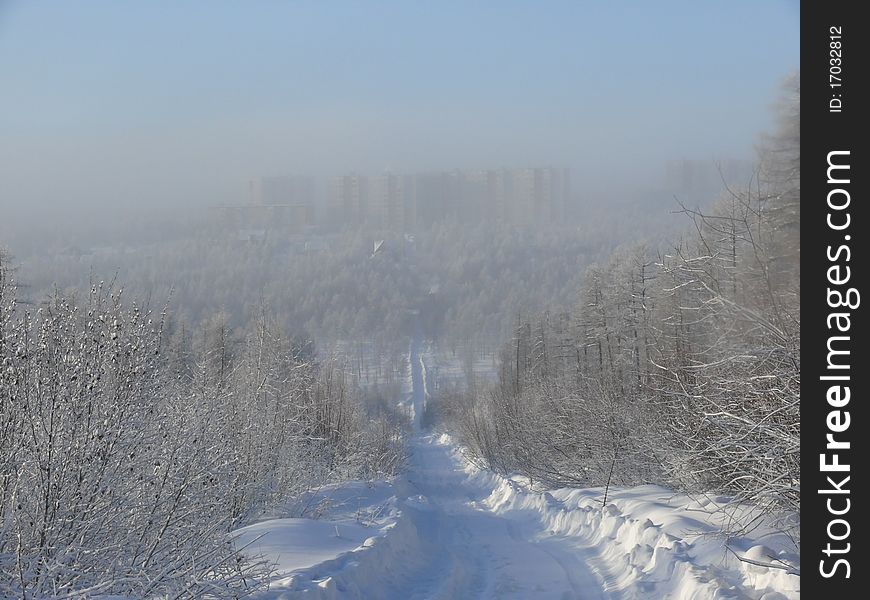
[[1, 83, 800, 598], [0, 4, 801, 598]]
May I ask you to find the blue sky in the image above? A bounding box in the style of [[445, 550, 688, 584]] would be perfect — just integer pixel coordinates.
[[0, 1, 799, 217]]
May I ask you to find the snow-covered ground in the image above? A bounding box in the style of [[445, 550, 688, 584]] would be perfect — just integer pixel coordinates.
[[235, 345, 800, 599]]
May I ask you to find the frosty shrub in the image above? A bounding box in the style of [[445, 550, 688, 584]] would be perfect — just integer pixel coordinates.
[[0, 259, 406, 598]]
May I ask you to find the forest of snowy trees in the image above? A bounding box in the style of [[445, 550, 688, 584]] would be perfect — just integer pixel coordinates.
[[440, 77, 800, 558], [12, 217, 645, 384]]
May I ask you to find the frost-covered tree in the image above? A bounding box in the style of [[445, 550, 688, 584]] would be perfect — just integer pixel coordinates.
[[445, 75, 800, 554], [0, 270, 406, 598]]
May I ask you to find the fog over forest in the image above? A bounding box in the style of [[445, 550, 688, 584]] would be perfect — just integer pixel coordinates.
[[0, 2, 800, 599], [4, 158, 765, 387]]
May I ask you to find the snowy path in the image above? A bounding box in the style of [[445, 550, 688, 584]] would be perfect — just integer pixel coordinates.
[[391, 436, 611, 600], [392, 338, 609, 597], [240, 342, 800, 599], [252, 433, 614, 600], [247, 340, 614, 598], [407, 337, 428, 431]]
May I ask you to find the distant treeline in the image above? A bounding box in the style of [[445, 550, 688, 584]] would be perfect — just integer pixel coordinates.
[[14, 217, 663, 372]]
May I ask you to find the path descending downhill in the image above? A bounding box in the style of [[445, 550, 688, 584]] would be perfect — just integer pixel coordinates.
[[243, 341, 801, 600], [391, 338, 609, 598], [258, 340, 615, 600]]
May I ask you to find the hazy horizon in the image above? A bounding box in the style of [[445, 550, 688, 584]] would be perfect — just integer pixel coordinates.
[[1, 1, 798, 228]]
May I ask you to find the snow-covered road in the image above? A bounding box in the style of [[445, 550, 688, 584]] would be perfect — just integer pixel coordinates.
[[238, 342, 800, 599], [390, 339, 606, 598], [391, 436, 611, 600], [244, 432, 616, 599]]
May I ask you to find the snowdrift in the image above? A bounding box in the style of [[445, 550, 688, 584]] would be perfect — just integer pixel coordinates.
[[237, 434, 800, 599]]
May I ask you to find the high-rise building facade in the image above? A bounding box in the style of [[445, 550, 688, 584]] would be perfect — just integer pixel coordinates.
[[370, 173, 407, 232], [508, 167, 570, 224], [330, 174, 370, 226], [401, 167, 569, 230]]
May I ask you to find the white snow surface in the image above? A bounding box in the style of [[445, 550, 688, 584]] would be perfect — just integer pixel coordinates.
[[395, 337, 431, 430], [236, 346, 800, 599]]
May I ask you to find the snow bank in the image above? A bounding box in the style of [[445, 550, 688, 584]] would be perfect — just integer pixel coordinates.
[[235, 519, 376, 578], [240, 496, 432, 599], [457, 439, 800, 599]]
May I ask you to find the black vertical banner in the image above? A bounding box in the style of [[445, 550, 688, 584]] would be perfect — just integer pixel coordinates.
[[803, 3, 867, 596]]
